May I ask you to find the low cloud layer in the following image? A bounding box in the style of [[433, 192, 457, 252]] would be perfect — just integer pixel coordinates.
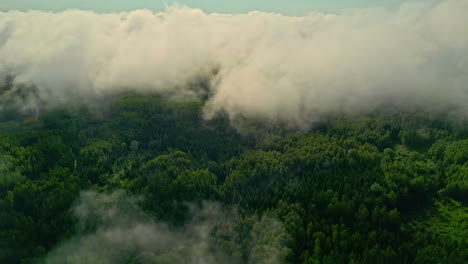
[[1, 0, 468, 126], [44, 191, 291, 264]]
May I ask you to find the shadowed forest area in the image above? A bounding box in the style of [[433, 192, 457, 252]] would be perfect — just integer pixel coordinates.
[[0, 94, 467, 263]]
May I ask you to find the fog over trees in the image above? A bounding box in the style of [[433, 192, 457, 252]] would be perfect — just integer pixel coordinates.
[[1, 1, 468, 126]]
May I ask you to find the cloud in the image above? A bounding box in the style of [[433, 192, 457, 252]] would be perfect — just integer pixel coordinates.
[[0, 1, 468, 126], [43, 190, 291, 264]]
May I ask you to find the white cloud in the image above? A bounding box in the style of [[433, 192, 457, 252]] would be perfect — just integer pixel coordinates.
[[0, 0, 467, 126]]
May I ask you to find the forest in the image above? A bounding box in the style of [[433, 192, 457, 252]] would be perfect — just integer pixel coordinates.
[[0, 93, 467, 264]]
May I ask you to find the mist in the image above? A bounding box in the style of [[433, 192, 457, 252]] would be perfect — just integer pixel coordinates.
[[1, 0, 467, 126], [43, 191, 291, 264]]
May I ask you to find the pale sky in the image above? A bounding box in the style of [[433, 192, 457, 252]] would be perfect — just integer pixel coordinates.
[[0, 0, 406, 15]]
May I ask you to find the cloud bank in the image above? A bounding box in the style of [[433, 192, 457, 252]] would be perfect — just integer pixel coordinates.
[[1, 0, 468, 126], [44, 191, 291, 264]]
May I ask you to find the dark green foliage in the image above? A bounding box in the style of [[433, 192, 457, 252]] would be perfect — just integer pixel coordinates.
[[0, 93, 466, 263]]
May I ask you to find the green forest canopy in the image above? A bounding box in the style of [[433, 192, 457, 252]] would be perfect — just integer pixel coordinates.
[[0, 93, 467, 263]]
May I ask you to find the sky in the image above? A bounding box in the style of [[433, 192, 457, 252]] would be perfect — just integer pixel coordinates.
[[0, 0, 406, 15]]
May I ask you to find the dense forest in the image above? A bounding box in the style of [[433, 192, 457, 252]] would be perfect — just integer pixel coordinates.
[[0, 93, 467, 264]]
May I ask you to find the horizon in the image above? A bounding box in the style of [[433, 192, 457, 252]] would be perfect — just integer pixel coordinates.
[[1, 0, 406, 15]]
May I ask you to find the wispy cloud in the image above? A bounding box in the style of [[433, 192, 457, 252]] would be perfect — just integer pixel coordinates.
[[44, 191, 291, 264]]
